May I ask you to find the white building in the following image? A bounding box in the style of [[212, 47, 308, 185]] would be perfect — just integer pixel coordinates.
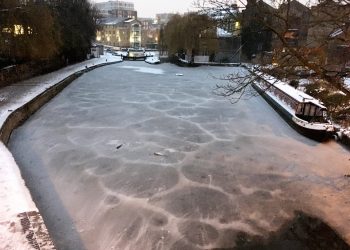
[[97, 18, 142, 48]]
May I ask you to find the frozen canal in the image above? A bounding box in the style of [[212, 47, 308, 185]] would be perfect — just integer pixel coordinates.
[[9, 61, 350, 249]]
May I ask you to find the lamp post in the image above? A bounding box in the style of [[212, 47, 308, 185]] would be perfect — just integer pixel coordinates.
[[239, 34, 241, 64]]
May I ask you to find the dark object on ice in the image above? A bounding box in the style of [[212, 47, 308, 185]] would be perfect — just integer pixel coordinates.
[[344, 174, 350, 178], [154, 152, 165, 156], [116, 144, 123, 149], [231, 211, 350, 250]]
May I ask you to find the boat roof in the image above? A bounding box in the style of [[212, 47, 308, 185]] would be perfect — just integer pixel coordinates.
[[257, 73, 327, 109]]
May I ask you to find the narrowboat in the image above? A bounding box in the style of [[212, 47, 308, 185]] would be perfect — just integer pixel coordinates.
[[124, 48, 146, 60], [252, 72, 334, 141]]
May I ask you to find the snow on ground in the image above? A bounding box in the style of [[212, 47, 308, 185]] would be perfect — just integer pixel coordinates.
[[179, 58, 190, 63], [0, 142, 37, 250], [344, 78, 350, 90], [0, 142, 36, 219], [298, 78, 312, 86], [217, 27, 232, 37], [0, 53, 121, 250], [114, 51, 128, 57], [144, 51, 158, 57]]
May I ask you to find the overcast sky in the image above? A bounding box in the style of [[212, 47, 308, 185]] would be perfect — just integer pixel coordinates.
[[92, 0, 196, 18]]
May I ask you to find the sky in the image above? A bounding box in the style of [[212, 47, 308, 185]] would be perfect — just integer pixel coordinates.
[[92, 0, 196, 18]]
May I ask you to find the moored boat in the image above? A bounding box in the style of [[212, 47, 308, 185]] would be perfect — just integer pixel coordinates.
[[124, 48, 146, 60], [252, 72, 334, 141]]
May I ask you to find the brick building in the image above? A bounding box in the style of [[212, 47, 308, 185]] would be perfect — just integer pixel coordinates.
[[96, 18, 142, 48]]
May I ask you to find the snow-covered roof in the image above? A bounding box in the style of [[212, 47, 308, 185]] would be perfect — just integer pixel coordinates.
[[329, 28, 344, 38], [100, 17, 125, 25], [124, 18, 135, 23], [200, 7, 239, 18], [257, 73, 326, 108], [100, 17, 139, 25]]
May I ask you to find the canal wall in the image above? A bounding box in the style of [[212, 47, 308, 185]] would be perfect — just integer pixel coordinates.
[[0, 60, 120, 144], [0, 72, 81, 144]]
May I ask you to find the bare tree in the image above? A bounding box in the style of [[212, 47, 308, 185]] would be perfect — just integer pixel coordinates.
[[195, 0, 350, 123], [0, 0, 60, 62], [164, 13, 218, 61], [196, 0, 350, 85]]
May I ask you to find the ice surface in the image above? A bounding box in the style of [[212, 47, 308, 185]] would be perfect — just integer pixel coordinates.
[[8, 62, 350, 250], [119, 65, 164, 74]]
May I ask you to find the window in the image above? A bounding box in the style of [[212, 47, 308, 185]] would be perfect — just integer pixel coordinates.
[[315, 108, 323, 116], [310, 105, 316, 116], [296, 104, 304, 114], [304, 103, 310, 116]]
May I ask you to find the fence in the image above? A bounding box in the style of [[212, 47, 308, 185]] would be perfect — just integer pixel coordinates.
[[0, 60, 64, 88]]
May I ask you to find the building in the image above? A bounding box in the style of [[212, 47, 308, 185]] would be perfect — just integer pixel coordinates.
[[307, 0, 350, 71], [139, 18, 160, 49], [94, 0, 137, 19], [90, 45, 104, 58], [203, 4, 240, 35], [241, 0, 276, 59], [96, 18, 142, 48], [307, 0, 349, 47], [214, 31, 242, 63], [155, 13, 175, 25], [196, 5, 241, 63], [277, 0, 310, 47]]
